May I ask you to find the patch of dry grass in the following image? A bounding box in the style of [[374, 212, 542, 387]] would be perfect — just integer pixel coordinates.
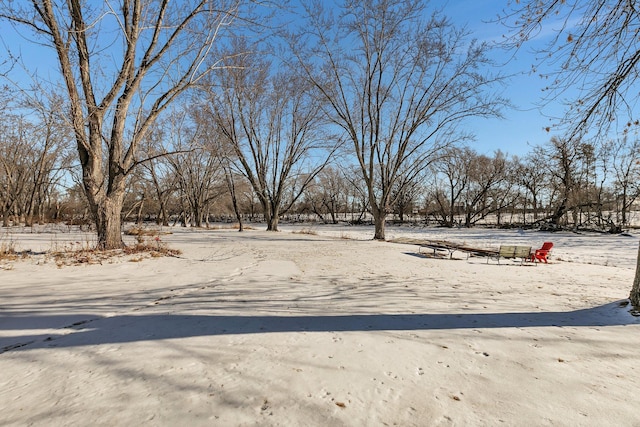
[[124, 236, 182, 259], [49, 244, 182, 267], [125, 226, 173, 237], [292, 228, 318, 235], [0, 232, 29, 262], [0, 236, 18, 261], [46, 232, 181, 267], [207, 223, 253, 230], [1, 226, 182, 268]]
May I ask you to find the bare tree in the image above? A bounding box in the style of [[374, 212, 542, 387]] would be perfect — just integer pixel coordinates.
[[222, 164, 246, 231], [139, 124, 179, 227], [608, 136, 640, 228], [513, 150, 549, 224], [390, 170, 424, 223], [21, 92, 73, 226], [504, 1, 640, 139], [203, 111, 250, 231], [290, 0, 507, 240], [122, 167, 150, 224], [504, 0, 640, 307], [343, 166, 371, 224], [544, 137, 584, 229], [209, 44, 337, 231], [170, 148, 226, 228], [0, 115, 31, 226], [0, 0, 256, 248], [59, 182, 92, 226], [303, 166, 350, 224], [164, 111, 226, 228], [0, 90, 71, 226], [431, 147, 471, 227], [460, 150, 512, 227]]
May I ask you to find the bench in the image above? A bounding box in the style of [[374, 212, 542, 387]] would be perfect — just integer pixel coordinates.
[[488, 245, 531, 265], [418, 243, 458, 259]]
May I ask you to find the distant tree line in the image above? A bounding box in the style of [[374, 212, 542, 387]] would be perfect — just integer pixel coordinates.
[[1, 83, 638, 233], [4, 1, 640, 309], [1, 0, 639, 242]]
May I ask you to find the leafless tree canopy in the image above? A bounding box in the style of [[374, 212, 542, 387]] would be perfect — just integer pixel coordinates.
[[0, 0, 257, 248], [3, 0, 640, 310], [207, 39, 337, 231], [290, 0, 508, 239], [503, 1, 640, 139], [0, 87, 72, 227], [504, 0, 640, 308]]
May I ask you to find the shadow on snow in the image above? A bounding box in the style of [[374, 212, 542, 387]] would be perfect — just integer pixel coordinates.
[[1, 301, 638, 353]]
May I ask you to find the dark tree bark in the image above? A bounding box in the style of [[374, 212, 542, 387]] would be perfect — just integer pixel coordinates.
[[1, 0, 253, 248], [631, 243, 640, 309]]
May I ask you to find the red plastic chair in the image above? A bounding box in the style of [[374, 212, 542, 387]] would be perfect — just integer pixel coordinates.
[[530, 242, 553, 263]]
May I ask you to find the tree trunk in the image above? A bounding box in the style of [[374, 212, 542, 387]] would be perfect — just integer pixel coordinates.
[[373, 215, 386, 240], [372, 205, 386, 240], [193, 204, 202, 228], [550, 201, 567, 226], [156, 199, 169, 226], [92, 194, 125, 250], [312, 206, 325, 223], [621, 188, 628, 226], [261, 197, 280, 231], [629, 242, 640, 309], [225, 169, 243, 232], [267, 214, 279, 231], [448, 199, 455, 227], [232, 200, 243, 232], [465, 210, 472, 228]]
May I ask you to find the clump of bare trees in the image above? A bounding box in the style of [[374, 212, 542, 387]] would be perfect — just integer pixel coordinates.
[[288, 0, 509, 240], [205, 39, 338, 231], [1, 0, 259, 249], [1, 2, 639, 245], [503, 0, 640, 307], [0, 88, 72, 226]]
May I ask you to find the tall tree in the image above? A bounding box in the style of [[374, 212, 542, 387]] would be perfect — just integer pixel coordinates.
[[168, 127, 226, 229], [0, 114, 31, 226], [138, 123, 179, 227], [0, 87, 71, 227], [209, 43, 336, 231], [291, 0, 507, 240], [461, 150, 511, 227], [431, 146, 472, 227], [513, 150, 549, 224], [390, 171, 422, 223], [0, 0, 255, 248], [505, 1, 640, 308], [544, 137, 582, 228], [21, 92, 73, 226]]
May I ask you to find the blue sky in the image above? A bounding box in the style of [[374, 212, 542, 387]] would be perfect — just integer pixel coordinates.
[[444, 0, 570, 158], [0, 1, 571, 158]]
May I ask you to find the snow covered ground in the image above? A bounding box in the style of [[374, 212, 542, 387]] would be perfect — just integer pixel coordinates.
[[1, 224, 639, 426]]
